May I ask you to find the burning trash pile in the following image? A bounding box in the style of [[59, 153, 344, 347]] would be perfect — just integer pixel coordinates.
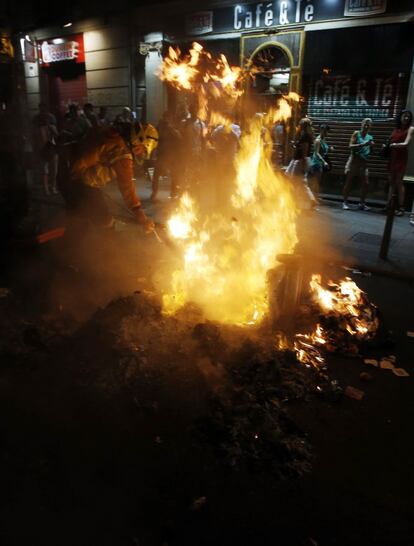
[[0, 44, 385, 481], [157, 42, 299, 325], [66, 274, 379, 477], [290, 274, 381, 370], [308, 274, 380, 353], [75, 292, 316, 478], [156, 44, 381, 353], [193, 335, 312, 478]]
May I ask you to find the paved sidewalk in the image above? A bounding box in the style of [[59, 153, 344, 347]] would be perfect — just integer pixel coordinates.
[[298, 200, 414, 279], [30, 176, 414, 280]]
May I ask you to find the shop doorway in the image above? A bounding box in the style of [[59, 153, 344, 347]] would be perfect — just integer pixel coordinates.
[[38, 34, 87, 123], [249, 44, 291, 108], [251, 45, 291, 98], [248, 44, 292, 165], [44, 60, 87, 122]]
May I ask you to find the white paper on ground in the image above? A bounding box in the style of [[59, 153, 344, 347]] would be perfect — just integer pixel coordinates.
[[392, 368, 410, 377], [364, 359, 378, 367]]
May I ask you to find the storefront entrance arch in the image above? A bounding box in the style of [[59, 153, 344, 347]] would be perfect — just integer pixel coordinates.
[[248, 42, 293, 109], [241, 30, 305, 165]]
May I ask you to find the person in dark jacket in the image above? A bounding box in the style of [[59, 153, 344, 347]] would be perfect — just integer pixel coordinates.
[[151, 111, 182, 201]]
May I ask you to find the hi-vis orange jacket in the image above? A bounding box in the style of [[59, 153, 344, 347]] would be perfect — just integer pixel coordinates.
[[70, 127, 145, 211]]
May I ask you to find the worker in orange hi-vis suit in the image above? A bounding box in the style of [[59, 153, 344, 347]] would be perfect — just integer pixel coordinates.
[[59, 122, 159, 232]]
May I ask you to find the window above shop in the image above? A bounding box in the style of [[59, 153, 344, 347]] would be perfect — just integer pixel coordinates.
[[303, 23, 414, 75]]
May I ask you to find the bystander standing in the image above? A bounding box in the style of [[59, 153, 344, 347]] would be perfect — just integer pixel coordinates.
[[32, 103, 59, 195], [385, 110, 414, 218], [343, 118, 374, 211], [83, 103, 98, 128], [151, 111, 182, 202], [98, 106, 111, 127]]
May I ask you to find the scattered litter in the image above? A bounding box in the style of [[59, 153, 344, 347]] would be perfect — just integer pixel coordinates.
[[343, 266, 372, 277], [392, 368, 410, 377], [352, 269, 372, 277], [329, 380, 343, 402], [155, 436, 162, 444], [364, 358, 378, 367], [407, 332, 414, 338], [190, 496, 207, 511], [344, 386, 365, 401], [36, 227, 65, 244], [0, 288, 11, 298], [380, 359, 395, 370], [360, 372, 372, 382]]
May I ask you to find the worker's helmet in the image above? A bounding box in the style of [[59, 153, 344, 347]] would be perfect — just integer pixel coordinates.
[[130, 122, 159, 158]]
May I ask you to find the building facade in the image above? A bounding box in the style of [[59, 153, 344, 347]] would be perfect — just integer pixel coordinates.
[[141, 0, 413, 200], [21, 0, 414, 201], [22, 17, 135, 122]]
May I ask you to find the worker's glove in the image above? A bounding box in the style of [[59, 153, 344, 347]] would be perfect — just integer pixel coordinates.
[[134, 206, 155, 233]]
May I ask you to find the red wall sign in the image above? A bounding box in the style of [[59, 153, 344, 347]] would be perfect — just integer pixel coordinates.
[[38, 34, 85, 65]]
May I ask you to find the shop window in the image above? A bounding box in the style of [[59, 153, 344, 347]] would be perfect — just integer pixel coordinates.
[[250, 45, 291, 107]]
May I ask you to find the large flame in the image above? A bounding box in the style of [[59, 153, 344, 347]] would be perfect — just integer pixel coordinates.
[[158, 44, 299, 324], [278, 275, 378, 368], [310, 274, 377, 339], [158, 43, 203, 90]]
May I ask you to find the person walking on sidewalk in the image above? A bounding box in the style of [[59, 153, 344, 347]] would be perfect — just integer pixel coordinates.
[[310, 123, 332, 197], [342, 118, 374, 211], [386, 110, 414, 218], [286, 117, 317, 210]]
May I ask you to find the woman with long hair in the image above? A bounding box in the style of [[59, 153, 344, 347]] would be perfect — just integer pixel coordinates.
[[286, 117, 317, 209], [343, 118, 374, 211], [387, 110, 414, 217], [310, 123, 333, 196]]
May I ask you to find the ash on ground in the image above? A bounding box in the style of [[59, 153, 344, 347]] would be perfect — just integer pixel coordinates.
[[87, 291, 316, 477], [1, 289, 319, 478]]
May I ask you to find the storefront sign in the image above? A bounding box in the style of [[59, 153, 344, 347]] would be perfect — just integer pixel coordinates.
[[344, 0, 387, 17], [41, 40, 78, 63], [306, 73, 408, 120], [186, 1, 407, 35], [38, 34, 85, 65], [186, 11, 213, 35], [233, 2, 316, 30]]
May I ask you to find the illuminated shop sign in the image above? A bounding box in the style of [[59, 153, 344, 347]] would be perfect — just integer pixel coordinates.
[[233, 1, 316, 30], [344, 0, 387, 17], [38, 34, 85, 65], [186, 1, 401, 35]]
